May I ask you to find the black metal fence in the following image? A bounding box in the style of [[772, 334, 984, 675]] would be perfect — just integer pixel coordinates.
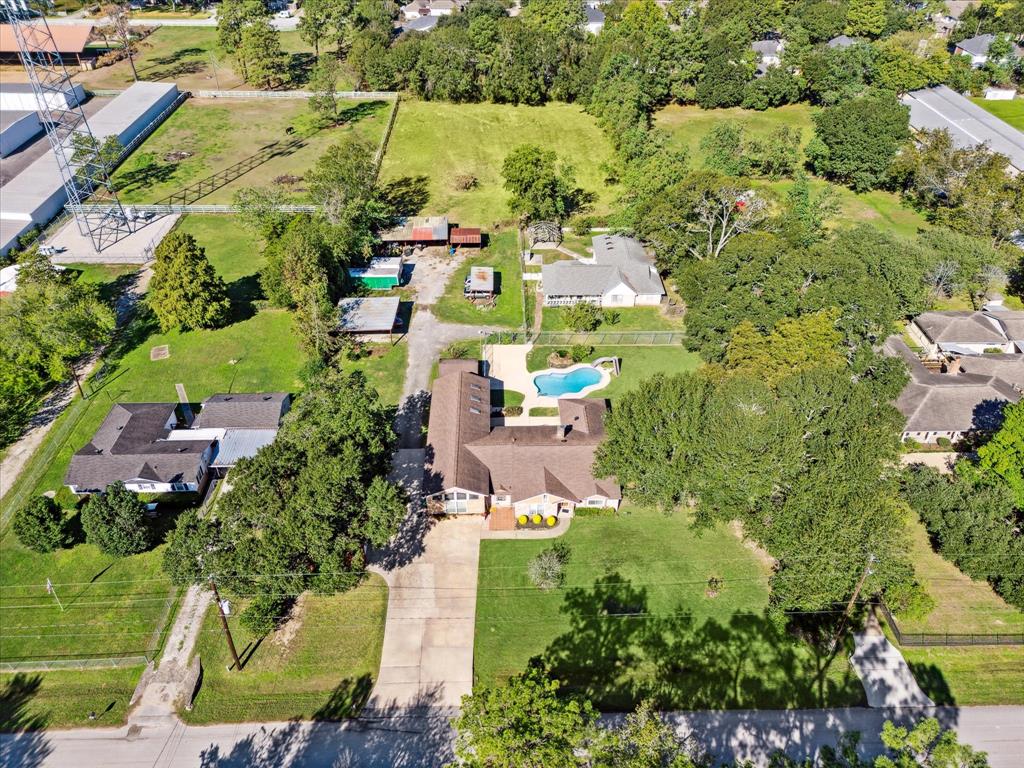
[[484, 330, 686, 346], [879, 601, 1024, 647]]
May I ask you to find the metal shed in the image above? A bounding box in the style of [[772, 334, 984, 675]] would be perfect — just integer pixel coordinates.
[[348, 256, 404, 290], [450, 227, 482, 246], [337, 296, 402, 338], [464, 266, 494, 297]]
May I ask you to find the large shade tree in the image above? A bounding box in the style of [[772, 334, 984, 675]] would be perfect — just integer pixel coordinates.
[[148, 232, 231, 332]]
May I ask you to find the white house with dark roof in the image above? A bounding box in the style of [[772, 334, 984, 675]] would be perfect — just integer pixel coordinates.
[[65, 393, 290, 494], [751, 38, 784, 74], [954, 33, 997, 66], [907, 309, 1024, 356], [884, 336, 1021, 444], [541, 234, 665, 308]]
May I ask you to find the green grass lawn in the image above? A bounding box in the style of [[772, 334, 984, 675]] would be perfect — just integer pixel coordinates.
[[0, 666, 146, 730], [76, 28, 339, 91], [182, 575, 388, 723], [541, 306, 683, 333], [475, 506, 865, 710], [112, 98, 388, 204], [525, 345, 702, 401], [379, 100, 619, 226], [341, 342, 408, 407], [971, 97, 1024, 131], [898, 644, 1024, 706], [433, 231, 524, 328], [654, 104, 928, 239], [897, 516, 1024, 636]]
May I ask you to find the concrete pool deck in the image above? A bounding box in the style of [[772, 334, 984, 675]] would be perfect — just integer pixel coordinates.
[[484, 343, 610, 413]]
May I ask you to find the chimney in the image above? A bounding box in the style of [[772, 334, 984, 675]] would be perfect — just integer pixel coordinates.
[[946, 357, 962, 374], [556, 424, 568, 441]]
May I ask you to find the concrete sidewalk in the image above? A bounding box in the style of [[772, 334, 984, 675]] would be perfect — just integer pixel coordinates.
[[850, 632, 935, 708]]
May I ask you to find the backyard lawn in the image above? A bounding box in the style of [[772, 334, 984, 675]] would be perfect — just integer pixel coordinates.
[[379, 100, 619, 226], [75, 28, 337, 91], [433, 231, 524, 328], [182, 575, 388, 723], [541, 305, 684, 333], [112, 98, 389, 204], [655, 104, 928, 239], [898, 644, 1024, 706], [971, 97, 1024, 131], [0, 666, 146, 730], [526, 345, 701, 402], [474, 506, 865, 710]]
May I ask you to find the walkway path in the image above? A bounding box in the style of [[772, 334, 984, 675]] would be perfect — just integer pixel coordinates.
[[6, 706, 1023, 768], [128, 585, 213, 727], [850, 615, 934, 708]]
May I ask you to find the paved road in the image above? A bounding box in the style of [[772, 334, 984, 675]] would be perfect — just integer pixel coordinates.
[[5, 706, 1022, 767]]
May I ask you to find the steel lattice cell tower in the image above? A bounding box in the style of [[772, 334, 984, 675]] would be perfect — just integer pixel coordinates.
[[1, 0, 131, 251]]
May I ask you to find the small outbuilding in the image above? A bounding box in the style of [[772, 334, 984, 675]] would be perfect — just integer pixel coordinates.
[[464, 266, 494, 298], [0, 110, 42, 157], [450, 227, 482, 247], [348, 255, 404, 290], [381, 216, 449, 245], [338, 296, 402, 340]]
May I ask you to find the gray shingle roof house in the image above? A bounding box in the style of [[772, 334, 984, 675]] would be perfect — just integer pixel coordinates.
[[884, 336, 1021, 444], [954, 33, 995, 63], [193, 393, 290, 430], [425, 360, 620, 517], [65, 394, 292, 494], [907, 309, 1024, 355], [826, 35, 857, 48], [541, 234, 665, 308], [65, 403, 213, 495]]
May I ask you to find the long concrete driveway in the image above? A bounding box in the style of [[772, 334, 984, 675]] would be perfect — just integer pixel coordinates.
[[6, 706, 1023, 768]]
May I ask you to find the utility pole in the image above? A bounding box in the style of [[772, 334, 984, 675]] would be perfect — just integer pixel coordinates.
[[209, 577, 241, 672], [829, 553, 875, 657]]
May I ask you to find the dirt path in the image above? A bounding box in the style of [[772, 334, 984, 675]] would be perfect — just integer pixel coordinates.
[[0, 267, 152, 511]]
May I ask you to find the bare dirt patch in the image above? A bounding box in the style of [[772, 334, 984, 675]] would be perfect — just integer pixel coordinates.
[[729, 520, 777, 571], [270, 593, 307, 653]]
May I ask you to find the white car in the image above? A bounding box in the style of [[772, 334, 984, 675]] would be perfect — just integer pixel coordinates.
[[276, 9, 292, 17]]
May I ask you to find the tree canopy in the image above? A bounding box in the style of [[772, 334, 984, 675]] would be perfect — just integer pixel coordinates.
[[148, 232, 231, 333], [82, 482, 153, 557], [501, 144, 582, 223]]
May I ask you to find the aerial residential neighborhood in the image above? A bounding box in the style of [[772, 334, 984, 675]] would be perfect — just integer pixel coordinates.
[[0, 0, 1022, 765]]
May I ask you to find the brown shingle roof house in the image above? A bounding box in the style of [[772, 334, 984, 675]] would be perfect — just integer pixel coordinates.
[[425, 360, 621, 517]]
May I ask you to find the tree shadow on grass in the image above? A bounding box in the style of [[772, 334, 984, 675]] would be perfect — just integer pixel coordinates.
[[0, 674, 52, 768], [149, 46, 206, 67], [286, 52, 316, 87], [905, 662, 954, 705], [113, 159, 179, 197], [380, 176, 430, 220], [225, 274, 264, 324], [536, 573, 865, 712]]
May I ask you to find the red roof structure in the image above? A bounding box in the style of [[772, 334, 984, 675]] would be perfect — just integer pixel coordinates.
[[0, 24, 94, 55], [450, 227, 482, 245]]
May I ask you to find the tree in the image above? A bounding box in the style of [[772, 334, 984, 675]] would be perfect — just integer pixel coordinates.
[[844, 0, 885, 36], [684, 176, 770, 260], [0, 273, 115, 398], [527, 541, 570, 590], [13, 496, 70, 554], [148, 232, 231, 332], [872, 35, 949, 93], [451, 665, 597, 767], [309, 54, 342, 124], [591, 699, 696, 768], [299, 0, 347, 56], [724, 311, 844, 385], [162, 507, 223, 586], [972, 400, 1024, 510], [917, 228, 1007, 308], [101, 4, 139, 81], [164, 368, 402, 597], [69, 134, 125, 189], [82, 482, 152, 557], [876, 717, 990, 768], [239, 20, 290, 89], [779, 172, 839, 247], [306, 135, 380, 224], [806, 90, 909, 191], [521, 0, 586, 38], [563, 302, 603, 332], [501, 144, 581, 223], [233, 186, 292, 240], [217, 0, 266, 59], [696, 33, 754, 109]]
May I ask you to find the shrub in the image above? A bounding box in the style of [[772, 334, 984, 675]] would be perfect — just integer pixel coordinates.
[[569, 344, 593, 363], [442, 342, 470, 359], [452, 173, 478, 190], [13, 496, 70, 553], [706, 575, 723, 598], [936, 437, 952, 449], [603, 310, 621, 326], [563, 302, 602, 332], [502, 406, 523, 417], [528, 542, 571, 590], [531, 513, 542, 524], [885, 579, 936, 622], [568, 213, 594, 234], [545, 515, 557, 527], [902, 437, 921, 451], [240, 594, 291, 636], [517, 514, 528, 526], [81, 482, 152, 557]]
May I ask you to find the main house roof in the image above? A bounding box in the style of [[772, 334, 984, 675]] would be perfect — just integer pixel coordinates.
[[65, 403, 211, 490], [426, 362, 620, 503], [542, 234, 665, 299], [193, 392, 290, 430], [913, 309, 1024, 346]]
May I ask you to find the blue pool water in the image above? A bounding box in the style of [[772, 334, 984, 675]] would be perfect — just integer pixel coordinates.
[[534, 367, 603, 397]]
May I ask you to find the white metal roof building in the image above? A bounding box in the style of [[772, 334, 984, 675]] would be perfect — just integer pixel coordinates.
[[901, 85, 1024, 173], [337, 296, 402, 335]]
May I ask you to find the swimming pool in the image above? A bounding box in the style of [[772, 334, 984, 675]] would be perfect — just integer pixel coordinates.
[[534, 366, 604, 397]]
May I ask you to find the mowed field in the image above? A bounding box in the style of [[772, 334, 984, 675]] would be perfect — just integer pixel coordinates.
[[379, 100, 620, 226], [655, 104, 928, 238], [475, 506, 865, 710], [73, 27, 341, 92], [111, 98, 389, 204], [183, 576, 388, 724]]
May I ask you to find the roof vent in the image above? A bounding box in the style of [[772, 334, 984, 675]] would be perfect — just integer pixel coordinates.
[[556, 424, 568, 441]]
